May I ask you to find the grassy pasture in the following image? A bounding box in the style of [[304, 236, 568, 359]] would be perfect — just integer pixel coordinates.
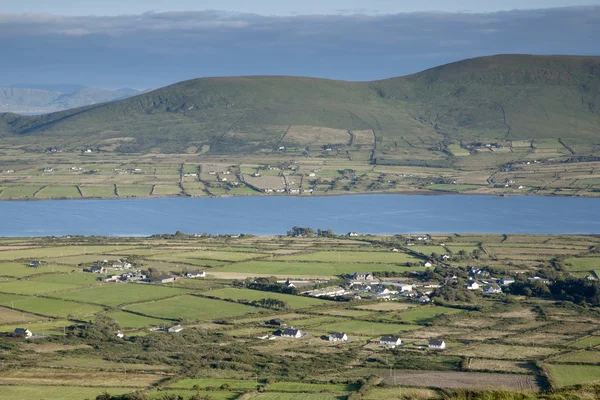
[[0, 386, 134, 400], [124, 295, 259, 321], [0, 293, 103, 319], [0, 262, 75, 277], [35, 185, 81, 198], [0, 185, 43, 199], [202, 288, 330, 309], [274, 251, 419, 264], [31, 272, 101, 286], [447, 344, 559, 360], [218, 261, 424, 276], [425, 184, 480, 192], [151, 249, 260, 262], [0, 367, 164, 388], [151, 184, 182, 196], [147, 391, 242, 400], [268, 382, 356, 392], [0, 319, 70, 334], [550, 351, 600, 364], [0, 306, 43, 324], [361, 387, 438, 400], [79, 185, 118, 198], [0, 279, 81, 295], [315, 320, 421, 336], [564, 257, 600, 272], [56, 284, 188, 306], [397, 306, 463, 324], [254, 393, 347, 400], [548, 364, 600, 387], [168, 378, 259, 389], [116, 184, 153, 197], [105, 310, 168, 329], [569, 336, 600, 349], [0, 245, 140, 261]]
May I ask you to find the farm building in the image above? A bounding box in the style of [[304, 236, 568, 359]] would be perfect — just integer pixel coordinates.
[[467, 281, 480, 290], [28, 261, 41, 267], [484, 285, 502, 295], [429, 339, 446, 349], [329, 332, 348, 342], [380, 337, 402, 348], [281, 328, 302, 338], [112, 261, 132, 269], [85, 265, 106, 274], [353, 272, 374, 281], [185, 270, 206, 278], [348, 232, 359, 237], [147, 275, 176, 284], [168, 325, 184, 333], [419, 295, 431, 304], [13, 328, 33, 338], [500, 278, 515, 285], [423, 261, 433, 267], [114, 331, 124, 339]]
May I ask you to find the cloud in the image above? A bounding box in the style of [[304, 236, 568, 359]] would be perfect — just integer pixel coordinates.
[[0, 6, 598, 88]]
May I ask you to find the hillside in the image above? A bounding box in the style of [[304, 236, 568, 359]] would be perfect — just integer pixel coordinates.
[[0, 54, 599, 157], [0, 85, 140, 114]]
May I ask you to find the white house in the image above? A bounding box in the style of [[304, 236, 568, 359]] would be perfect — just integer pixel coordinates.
[[428, 339, 446, 349], [467, 281, 480, 290], [281, 328, 302, 338], [484, 285, 502, 295], [500, 278, 515, 286], [423, 261, 433, 268], [168, 325, 184, 333], [185, 270, 206, 278], [418, 295, 431, 304], [348, 232, 359, 237], [379, 337, 402, 348], [353, 272, 374, 281], [328, 332, 348, 342], [114, 331, 124, 339], [13, 328, 33, 338], [390, 248, 399, 252]]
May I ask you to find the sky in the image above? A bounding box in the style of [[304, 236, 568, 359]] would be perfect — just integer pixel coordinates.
[[0, 1, 599, 89]]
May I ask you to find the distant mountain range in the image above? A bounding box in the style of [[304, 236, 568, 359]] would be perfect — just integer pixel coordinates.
[[0, 84, 144, 114], [1, 55, 599, 156]]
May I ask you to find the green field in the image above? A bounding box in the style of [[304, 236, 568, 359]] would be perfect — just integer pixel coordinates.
[[0, 293, 103, 319], [274, 251, 419, 264], [550, 351, 600, 364], [147, 391, 242, 400], [314, 320, 421, 336], [35, 185, 81, 198], [569, 336, 600, 348], [268, 382, 356, 393], [0, 186, 43, 199], [254, 393, 347, 400], [202, 288, 330, 309], [0, 386, 134, 400], [124, 295, 259, 321], [116, 184, 154, 197], [0, 245, 140, 261], [151, 250, 260, 262], [0, 263, 76, 278], [548, 364, 600, 387], [168, 378, 260, 390], [218, 261, 425, 276], [0, 280, 82, 295], [56, 284, 188, 306], [425, 184, 480, 192], [397, 306, 463, 324], [564, 257, 600, 272], [105, 310, 169, 329], [151, 185, 182, 196], [79, 185, 118, 198]]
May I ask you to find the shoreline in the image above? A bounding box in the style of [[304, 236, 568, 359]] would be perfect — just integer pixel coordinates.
[[0, 188, 595, 202]]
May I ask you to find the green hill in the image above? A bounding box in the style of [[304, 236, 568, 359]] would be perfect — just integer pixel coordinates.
[[1, 54, 599, 156]]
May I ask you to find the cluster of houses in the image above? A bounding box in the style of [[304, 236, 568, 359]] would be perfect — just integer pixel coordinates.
[[378, 337, 445, 349], [82, 260, 206, 284]]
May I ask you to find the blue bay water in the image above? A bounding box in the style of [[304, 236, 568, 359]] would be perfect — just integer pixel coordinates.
[[0, 195, 599, 237]]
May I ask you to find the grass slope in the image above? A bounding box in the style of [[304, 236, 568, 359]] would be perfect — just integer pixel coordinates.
[[2, 55, 599, 155]]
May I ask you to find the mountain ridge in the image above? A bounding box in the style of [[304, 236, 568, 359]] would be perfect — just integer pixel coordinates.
[[1, 54, 599, 155]]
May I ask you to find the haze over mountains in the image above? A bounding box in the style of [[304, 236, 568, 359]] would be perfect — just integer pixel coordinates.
[[0, 84, 144, 114], [1, 54, 599, 157]]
